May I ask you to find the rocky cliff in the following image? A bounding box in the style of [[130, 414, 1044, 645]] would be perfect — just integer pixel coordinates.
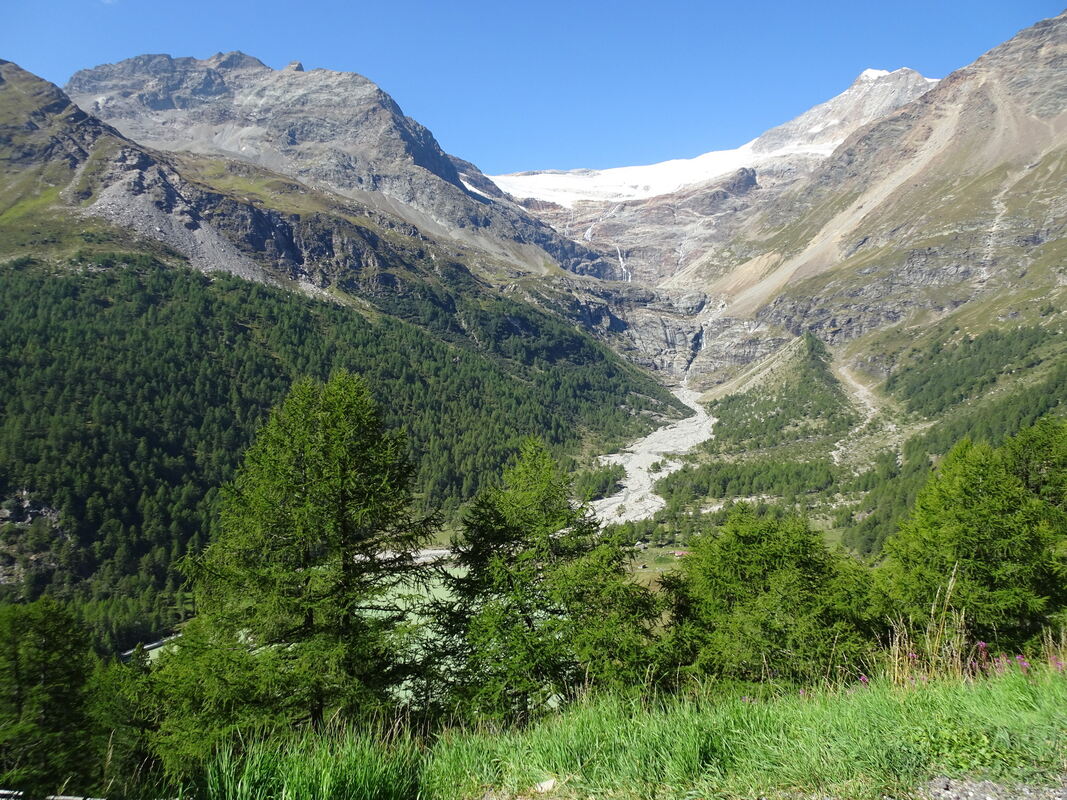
[[66, 53, 617, 278]]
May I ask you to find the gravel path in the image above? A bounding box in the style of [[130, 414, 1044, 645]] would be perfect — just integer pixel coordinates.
[[919, 777, 1067, 800], [590, 387, 714, 525]]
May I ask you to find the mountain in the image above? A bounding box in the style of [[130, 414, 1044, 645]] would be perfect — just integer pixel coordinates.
[[476, 11, 1067, 555], [739, 12, 1067, 342], [0, 59, 687, 647], [65, 52, 614, 277], [479, 68, 942, 381], [498, 13, 1066, 387], [490, 67, 936, 209], [2, 11, 1066, 648]]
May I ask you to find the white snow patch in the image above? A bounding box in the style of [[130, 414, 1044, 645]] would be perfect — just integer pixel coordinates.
[[460, 178, 491, 199], [491, 66, 934, 209]]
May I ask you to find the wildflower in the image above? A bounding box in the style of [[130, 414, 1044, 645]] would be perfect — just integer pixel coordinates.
[[858, 673, 870, 687], [908, 652, 918, 660], [798, 689, 806, 697], [1015, 654, 1030, 674]]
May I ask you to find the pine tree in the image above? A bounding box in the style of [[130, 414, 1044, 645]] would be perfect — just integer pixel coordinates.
[[432, 439, 656, 723], [876, 436, 1064, 646], [154, 371, 436, 768]]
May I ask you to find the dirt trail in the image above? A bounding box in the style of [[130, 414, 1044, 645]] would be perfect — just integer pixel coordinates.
[[591, 388, 715, 525], [835, 365, 881, 424]]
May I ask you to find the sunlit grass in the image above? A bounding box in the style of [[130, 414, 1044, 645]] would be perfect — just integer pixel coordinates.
[[186, 666, 1066, 799]]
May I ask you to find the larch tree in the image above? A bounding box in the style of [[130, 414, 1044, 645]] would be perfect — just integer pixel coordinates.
[[154, 371, 436, 769], [876, 432, 1065, 647], [431, 438, 657, 723]]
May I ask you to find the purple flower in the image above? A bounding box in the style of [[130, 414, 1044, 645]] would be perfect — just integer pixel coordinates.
[[859, 674, 870, 687]]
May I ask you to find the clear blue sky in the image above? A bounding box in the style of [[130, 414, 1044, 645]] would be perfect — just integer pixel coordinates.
[[2, 1, 1061, 173]]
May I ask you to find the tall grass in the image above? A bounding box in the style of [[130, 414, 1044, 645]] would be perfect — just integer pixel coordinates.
[[421, 668, 1066, 799], [185, 666, 1066, 799], [882, 568, 1067, 686], [186, 731, 421, 800]]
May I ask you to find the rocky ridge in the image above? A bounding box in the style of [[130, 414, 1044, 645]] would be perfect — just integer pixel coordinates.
[[66, 53, 618, 278]]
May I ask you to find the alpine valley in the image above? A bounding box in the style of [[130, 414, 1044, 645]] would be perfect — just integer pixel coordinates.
[[0, 7, 1064, 656]]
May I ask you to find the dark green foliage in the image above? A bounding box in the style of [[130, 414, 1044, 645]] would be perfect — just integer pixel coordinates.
[[0, 259, 677, 649], [432, 439, 657, 722], [707, 333, 857, 453], [661, 505, 873, 684], [886, 326, 1054, 416], [572, 463, 625, 501], [86, 650, 159, 795], [0, 597, 94, 794], [844, 358, 1067, 555], [656, 458, 835, 510], [876, 424, 1067, 646], [153, 373, 434, 770]]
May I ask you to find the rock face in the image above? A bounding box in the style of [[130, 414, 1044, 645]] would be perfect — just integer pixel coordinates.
[[0, 60, 498, 304], [66, 53, 615, 277], [0, 58, 112, 166], [741, 9, 1067, 343]]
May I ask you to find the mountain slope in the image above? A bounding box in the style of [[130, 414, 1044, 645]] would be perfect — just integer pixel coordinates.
[[65, 53, 617, 278], [718, 11, 1067, 336], [498, 13, 1066, 389], [0, 60, 688, 648]]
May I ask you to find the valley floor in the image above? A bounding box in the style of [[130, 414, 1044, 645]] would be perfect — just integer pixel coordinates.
[[591, 387, 715, 524]]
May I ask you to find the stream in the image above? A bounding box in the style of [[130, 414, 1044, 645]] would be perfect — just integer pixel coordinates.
[[590, 387, 715, 525]]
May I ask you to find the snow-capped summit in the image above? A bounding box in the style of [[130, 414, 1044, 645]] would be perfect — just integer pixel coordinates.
[[489, 67, 937, 208]]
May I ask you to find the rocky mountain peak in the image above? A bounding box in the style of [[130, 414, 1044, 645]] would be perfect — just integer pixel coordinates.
[[65, 52, 461, 189], [749, 67, 936, 154], [0, 59, 115, 167], [203, 50, 269, 72], [64, 52, 616, 277]]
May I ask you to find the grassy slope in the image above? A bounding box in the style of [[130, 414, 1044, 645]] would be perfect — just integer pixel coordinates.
[[185, 668, 1067, 800]]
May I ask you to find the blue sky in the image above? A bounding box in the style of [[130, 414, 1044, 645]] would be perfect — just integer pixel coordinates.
[[2, 1, 1061, 173]]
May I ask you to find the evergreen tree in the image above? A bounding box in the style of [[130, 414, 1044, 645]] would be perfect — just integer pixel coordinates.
[[432, 439, 657, 723], [877, 433, 1066, 646], [0, 597, 94, 794], [86, 648, 159, 795], [661, 505, 872, 684], [154, 371, 436, 768]]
